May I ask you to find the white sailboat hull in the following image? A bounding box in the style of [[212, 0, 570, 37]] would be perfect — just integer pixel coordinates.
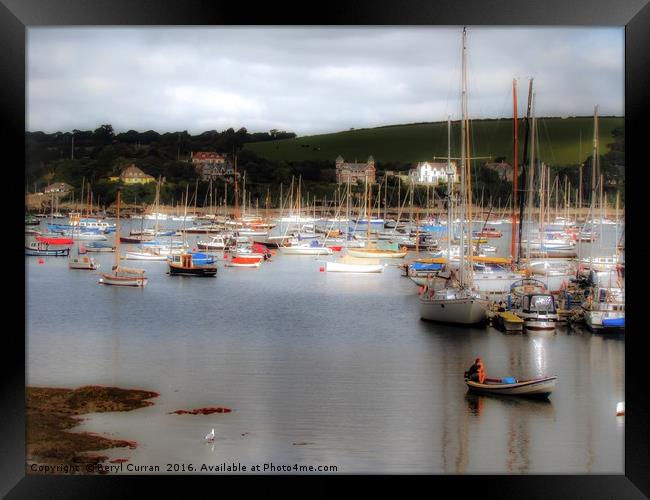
[[419, 296, 487, 324], [279, 246, 333, 255], [124, 252, 168, 261], [325, 262, 384, 273]]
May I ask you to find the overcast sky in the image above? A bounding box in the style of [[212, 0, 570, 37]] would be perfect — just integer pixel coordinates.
[[27, 27, 624, 136]]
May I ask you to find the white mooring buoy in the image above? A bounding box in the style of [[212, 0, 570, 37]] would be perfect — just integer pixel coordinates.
[[616, 402, 625, 416]]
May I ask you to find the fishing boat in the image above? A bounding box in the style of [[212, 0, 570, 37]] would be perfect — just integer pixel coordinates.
[[25, 241, 70, 257], [168, 252, 218, 277], [325, 255, 385, 273], [225, 256, 263, 268], [99, 191, 148, 287], [465, 375, 557, 398], [69, 255, 99, 270]]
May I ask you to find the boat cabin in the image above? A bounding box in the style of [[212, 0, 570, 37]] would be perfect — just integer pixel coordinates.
[[521, 294, 557, 315]]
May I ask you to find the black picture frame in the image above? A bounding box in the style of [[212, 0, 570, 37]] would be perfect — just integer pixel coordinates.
[[5, 0, 648, 496]]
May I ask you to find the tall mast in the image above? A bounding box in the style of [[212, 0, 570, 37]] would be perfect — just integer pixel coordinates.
[[233, 154, 240, 220], [589, 105, 599, 266], [615, 191, 619, 259], [384, 172, 388, 223], [242, 171, 246, 216], [366, 174, 371, 245], [525, 91, 536, 262], [194, 178, 199, 217], [459, 27, 467, 287], [446, 115, 453, 265], [80, 177, 85, 216], [114, 190, 121, 270], [511, 78, 518, 261], [517, 78, 534, 265]]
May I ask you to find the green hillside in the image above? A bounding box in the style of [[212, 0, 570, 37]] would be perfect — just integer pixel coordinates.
[[244, 117, 623, 166]]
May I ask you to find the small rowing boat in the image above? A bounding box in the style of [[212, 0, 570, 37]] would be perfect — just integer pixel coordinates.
[[225, 256, 263, 268], [465, 375, 557, 398]]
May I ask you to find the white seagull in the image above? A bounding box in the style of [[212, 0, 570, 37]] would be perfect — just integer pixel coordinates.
[[205, 428, 215, 442]]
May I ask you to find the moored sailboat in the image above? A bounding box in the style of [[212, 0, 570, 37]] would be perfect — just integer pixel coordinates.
[[99, 190, 148, 287], [419, 37, 488, 325]]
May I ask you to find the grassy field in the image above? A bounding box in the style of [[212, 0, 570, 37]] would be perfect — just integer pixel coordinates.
[[244, 117, 623, 165]]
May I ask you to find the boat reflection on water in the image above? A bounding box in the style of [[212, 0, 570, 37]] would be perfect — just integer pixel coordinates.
[[464, 391, 554, 414], [464, 392, 555, 472]]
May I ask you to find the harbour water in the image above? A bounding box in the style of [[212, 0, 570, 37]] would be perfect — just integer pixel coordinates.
[[25, 219, 624, 473]]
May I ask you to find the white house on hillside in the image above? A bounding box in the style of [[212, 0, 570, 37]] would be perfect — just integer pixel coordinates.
[[409, 161, 457, 185]]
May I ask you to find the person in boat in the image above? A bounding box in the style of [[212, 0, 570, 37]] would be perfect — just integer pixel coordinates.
[[498, 301, 506, 312], [465, 358, 486, 383]]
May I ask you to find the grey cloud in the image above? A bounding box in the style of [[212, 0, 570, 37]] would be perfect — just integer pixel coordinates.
[[27, 27, 623, 135]]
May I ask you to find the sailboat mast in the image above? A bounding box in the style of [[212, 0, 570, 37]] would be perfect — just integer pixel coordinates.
[[511, 78, 518, 261], [384, 172, 388, 224], [366, 175, 371, 244], [590, 105, 599, 265], [115, 190, 121, 270], [526, 91, 536, 262], [446, 115, 453, 264], [517, 78, 534, 265], [459, 27, 467, 287]]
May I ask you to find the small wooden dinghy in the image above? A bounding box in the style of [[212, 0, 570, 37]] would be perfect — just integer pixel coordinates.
[[225, 256, 263, 268], [465, 375, 557, 398]]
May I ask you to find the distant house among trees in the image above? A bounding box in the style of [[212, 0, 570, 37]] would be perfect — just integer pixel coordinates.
[[335, 155, 376, 184], [190, 151, 240, 181], [109, 164, 156, 184], [43, 182, 73, 194], [408, 161, 457, 185]]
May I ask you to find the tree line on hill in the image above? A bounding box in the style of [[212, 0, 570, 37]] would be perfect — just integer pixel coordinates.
[[25, 124, 624, 211]]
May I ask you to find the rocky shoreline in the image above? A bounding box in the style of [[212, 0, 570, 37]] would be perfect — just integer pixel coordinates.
[[26, 385, 158, 474]]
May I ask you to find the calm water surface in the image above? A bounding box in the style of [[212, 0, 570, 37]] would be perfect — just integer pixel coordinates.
[[26, 220, 624, 473]]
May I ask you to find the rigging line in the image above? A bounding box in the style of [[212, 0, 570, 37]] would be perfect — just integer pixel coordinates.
[[540, 118, 559, 167]]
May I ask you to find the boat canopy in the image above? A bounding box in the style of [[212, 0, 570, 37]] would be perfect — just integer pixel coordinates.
[[410, 262, 444, 272]]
